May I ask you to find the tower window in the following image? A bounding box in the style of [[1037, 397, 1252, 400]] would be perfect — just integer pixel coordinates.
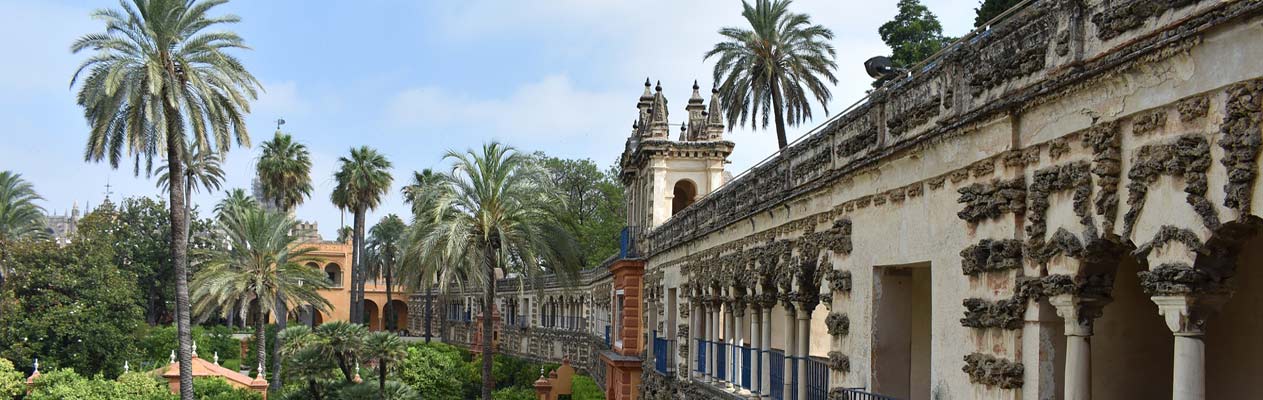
[[672, 180, 697, 215]]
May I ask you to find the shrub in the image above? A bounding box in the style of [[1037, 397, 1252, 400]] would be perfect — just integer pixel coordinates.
[[397, 344, 465, 400], [491, 387, 536, 400], [194, 377, 263, 400], [26, 369, 172, 400], [570, 375, 604, 400]]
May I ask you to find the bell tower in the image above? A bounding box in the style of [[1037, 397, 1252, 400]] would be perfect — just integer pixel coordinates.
[[620, 79, 734, 232]]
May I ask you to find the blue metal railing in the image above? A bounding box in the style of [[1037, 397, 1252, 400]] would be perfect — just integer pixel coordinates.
[[806, 356, 829, 400], [653, 331, 670, 375], [605, 326, 611, 346], [715, 342, 727, 382], [695, 339, 708, 374], [769, 350, 784, 400], [741, 345, 753, 391], [619, 226, 641, 259], [835, 388, 901, 400], [790, 357, 799, 400]]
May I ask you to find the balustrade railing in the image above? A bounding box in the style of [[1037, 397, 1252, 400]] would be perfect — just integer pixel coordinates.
[[835, 388, 900, 400], [740, 345, 753, 391], [806, 356, 829, 400], [769, 350, 784, 400], [715, 342, 727, 382], [652, 331, 671, 375], [695, 338, 708, 374]]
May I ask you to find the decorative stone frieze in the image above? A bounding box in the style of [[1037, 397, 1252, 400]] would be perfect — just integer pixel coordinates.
[[826, 270, 853, 293], [961, 0, 1055, 97], [963, 353, 1025, 389], [825, 313, 850, 336], [960, 238, 1024, 275], [957, 177, 1027, 223], [1219, 79, 1263, 215], [1178, 95, 1209, 122], [1091, 0, 1200, 40], [1124, 134, 1217, 235], [1131, 109, 1167, 136], [1138, 263, 1230, 296]]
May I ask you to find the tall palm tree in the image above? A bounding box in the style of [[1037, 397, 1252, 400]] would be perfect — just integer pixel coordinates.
[[331, 147, 393, 326], [157, 145, 226, 227], [215, 188, 259, 220], [71, 1, 261, 396], [190, 207, 332, 381], [366, 214, 406, 331], [704, 0, 838, 149], [256, 129, 313, 389], [363, 331, 407, 392], [401, 169, 441, 342], [0, 171, 47, 243], [405, 142, 580, 400]]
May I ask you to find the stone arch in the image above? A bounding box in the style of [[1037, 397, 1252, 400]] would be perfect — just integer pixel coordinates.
[[672, 179, 698, 215], [388, 300, 409, 333], [364, 299, 381, 331], [325, 263, 343, 288]]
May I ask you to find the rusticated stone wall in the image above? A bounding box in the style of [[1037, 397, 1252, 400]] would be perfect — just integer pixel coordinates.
[[641, 0, 1263, 399]]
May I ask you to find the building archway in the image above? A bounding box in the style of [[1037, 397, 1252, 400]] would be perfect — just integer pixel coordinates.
[[325, 263, 343, 288], [364, 299, 381, 331], [672, 179, 697, 215], [388, 300, 409, 334]]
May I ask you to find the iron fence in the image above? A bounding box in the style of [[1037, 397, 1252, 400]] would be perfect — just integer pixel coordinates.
[[740, 345, 753, 391], [695, 338, 708, 374], [834, 388, 900, 400], [769, 350, 784, 400], [715, 342, 727, 382], [805, 356, 829, 400]]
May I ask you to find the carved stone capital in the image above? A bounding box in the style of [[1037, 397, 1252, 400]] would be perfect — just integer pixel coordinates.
[[1152, 294, 1229, 336], [1049, 294, 1110, 337]]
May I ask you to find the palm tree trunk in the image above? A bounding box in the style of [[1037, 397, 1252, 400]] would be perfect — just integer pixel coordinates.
[[770, 79, 789, 149], [255, 300, 267, 380], [353, 208, 368, 326], [349, 211, 362, 324], [379, 360, 387, 392], [385, 265, 394, 331], [165, 104, 195, 400], [480, 246, 497, 400], [271, 295, 286, 389]]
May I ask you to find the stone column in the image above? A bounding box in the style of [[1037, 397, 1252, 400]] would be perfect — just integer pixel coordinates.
[[750, 304, 762, 396], [796, 303, 811, 400], [1153, 294, 1227, 400], [783, 304, 797, 400], [708, 302, 718, 383], [761, 302, 773, 399], [734, 301, 747, 393], [724, 301, 735, 389], [1050, 294, 1109, 400], [691, 301, 700, 380], [647, 298, 657, 362]]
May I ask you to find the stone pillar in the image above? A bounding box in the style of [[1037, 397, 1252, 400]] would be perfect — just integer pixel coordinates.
[[724, 301, 735, 389], [734, 301, 746, 393], [750, 304, 762, 396], [691, 302, 701, 380], [1050, 294, 1109, 400], [762, 304, 773, 399], [1153, 294, 1227, 400], [707, 303, 717, 383], [646, 299, 657, 362], [796, 303, 811, 400], [783, 304, 797, 400]]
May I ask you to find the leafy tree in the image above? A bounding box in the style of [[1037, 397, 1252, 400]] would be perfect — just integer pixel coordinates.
[[535, 156, 624, 267], [0, 358, 24, 399], [974, 0, 1023, 27], [366, 215, 406, 331], [363, 332, 407, 392], [70, 1, 262, 397], [405, 142, 580, 400], [0, 239, 144, 378], [705, 0, 838, 149], [256, 129, 314, 389], [331, 147, 393, 325], [0, 171, 47, 242], [879, 0, 954, 69], [190, 208, 332, 381], [396, 344, 465, 400]]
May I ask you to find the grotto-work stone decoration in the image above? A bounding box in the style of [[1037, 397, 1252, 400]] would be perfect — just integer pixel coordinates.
[[1091, 0, 1201, 41], [1025, 161, 1094, 254], [960, 238, 1024, 275], [825, 312, 850, 336], [961, 297, 1026, 330], [827, 351, 851, 373], [826, 270, 853, 293], [963, 353, 1025, 389], [957, 177, 1027, 223], [1220, 79, 1263, 216], [1123, 134, 1218, 236], [1084, 121, 1122, 235]]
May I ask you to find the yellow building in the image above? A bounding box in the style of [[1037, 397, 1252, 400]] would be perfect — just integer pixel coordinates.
[[297, 238, 417, 334]]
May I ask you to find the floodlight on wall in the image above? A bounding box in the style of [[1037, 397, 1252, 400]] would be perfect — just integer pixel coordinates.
[[864, 56, 907, 80]]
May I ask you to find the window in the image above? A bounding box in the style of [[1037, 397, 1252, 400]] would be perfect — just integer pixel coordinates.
[[672, 180, 697, 215], [325, 264, 343, 288]]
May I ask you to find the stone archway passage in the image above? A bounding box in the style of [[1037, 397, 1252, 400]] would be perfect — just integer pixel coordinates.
[[364, 299, 380, 331], [389, 300, 409, 333]]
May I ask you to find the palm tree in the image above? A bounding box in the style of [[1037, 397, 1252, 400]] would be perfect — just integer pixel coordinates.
[[70, 2, 261, 396], [336, 226, 354, 243], [331, 147, 393, 326], [157, 145, 226, 240], [401, 169, 441, 342], [363, 331, 407, 392], [256, 129, 313, 389], [405, 142, 580, 399], [190, 207, 332, 382], [215, 188, 259, 220], [704, 0, 838, 149], [0, 171, 47, 243], [366, 215, 406, 332]]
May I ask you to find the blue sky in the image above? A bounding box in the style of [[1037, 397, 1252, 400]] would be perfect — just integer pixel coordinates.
[[0, 0, 979, 239]]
